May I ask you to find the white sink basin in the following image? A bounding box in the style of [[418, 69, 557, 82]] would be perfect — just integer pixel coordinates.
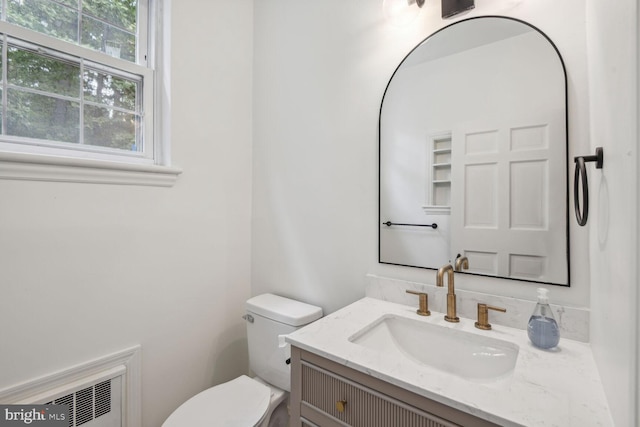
[[349, 315, 519, 381]]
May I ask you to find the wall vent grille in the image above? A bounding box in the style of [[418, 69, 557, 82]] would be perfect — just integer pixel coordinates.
[[0, 346, 139, 427], [46, 379, 114, 427]]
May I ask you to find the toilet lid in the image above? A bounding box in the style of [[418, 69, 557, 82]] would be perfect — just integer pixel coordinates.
[[162, 375, 271, 427]]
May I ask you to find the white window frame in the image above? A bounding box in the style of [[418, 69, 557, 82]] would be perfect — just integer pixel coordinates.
[[0, 0, 180, 187]]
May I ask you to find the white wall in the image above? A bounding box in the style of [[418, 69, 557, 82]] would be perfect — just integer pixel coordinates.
[[253, 0, 638, 424], [252, 0, 589, 314], [586, 0, 639, 425], [0, 1, 254, 426]]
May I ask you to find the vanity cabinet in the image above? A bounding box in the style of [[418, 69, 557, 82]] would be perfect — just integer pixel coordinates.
[[289, 347, 498, 427]]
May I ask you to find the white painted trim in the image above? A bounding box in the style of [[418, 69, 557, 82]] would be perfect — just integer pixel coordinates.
[[0, 345, 142, 427], [421, 205, 451, 215], [0, 152, 182, 187], [138, 0, 150, 67], [17, 365, 127, 404], [0, 21, 147, 76], [154, 0, 172, 167]]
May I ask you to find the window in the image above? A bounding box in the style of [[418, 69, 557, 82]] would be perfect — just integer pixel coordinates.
[[0, 0, 178, 186]]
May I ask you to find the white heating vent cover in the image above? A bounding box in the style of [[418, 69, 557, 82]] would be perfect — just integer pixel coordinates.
[[0, 346, 141, 427], [46, 376, 122, 427]]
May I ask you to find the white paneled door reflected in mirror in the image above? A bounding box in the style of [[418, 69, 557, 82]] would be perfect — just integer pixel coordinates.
[[379, 17, 569, 286]]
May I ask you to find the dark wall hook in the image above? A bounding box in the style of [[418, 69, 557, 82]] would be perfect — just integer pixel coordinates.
[[574, 147, 603, 226]]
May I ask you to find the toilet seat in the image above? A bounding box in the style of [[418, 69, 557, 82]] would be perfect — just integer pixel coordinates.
[[162, 375, 271, 427]]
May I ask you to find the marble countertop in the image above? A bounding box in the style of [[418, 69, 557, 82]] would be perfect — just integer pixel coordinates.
[[285, 297, 612, 427]]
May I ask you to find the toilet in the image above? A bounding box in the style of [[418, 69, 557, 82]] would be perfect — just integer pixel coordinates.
[[162, 293, 323, 427]]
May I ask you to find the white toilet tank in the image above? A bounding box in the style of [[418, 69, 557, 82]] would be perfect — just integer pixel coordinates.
[[245, 294, 322, 392]]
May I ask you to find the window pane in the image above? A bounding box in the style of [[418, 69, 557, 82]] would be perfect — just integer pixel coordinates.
[[81, 14, 135, 61], [82, 0, 137, 32], [8, 0, 78, 44], [7, 89, 80, 143], [83, 69, 138, 111], [7, 1, 139, 63], [84, 105, 138, 151], [8, 46, 81, 98], [0, 1, 150, 161]]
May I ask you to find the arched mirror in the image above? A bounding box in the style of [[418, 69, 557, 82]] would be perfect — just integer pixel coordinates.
[[379, 16, 569, 286]]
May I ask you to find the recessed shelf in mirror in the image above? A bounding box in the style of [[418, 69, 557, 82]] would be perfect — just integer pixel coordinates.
[[427, 133, 452, 211]]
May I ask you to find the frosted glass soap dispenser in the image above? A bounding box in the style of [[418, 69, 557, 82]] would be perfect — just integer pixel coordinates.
[[527, 288, 560, 349]]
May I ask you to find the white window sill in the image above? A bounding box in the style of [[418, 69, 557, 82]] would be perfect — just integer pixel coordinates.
[[0, 152, 182, 187]]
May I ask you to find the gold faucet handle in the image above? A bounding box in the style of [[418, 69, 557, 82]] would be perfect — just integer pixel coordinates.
[[406, 290, 431, 316], [474, 303, 506, 330]]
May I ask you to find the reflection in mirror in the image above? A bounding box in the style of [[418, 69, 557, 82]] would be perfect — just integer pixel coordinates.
[[379, 17, 569, 286]]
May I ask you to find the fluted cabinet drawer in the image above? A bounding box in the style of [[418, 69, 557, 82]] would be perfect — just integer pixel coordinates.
[[290, 347, 500, 427], [300, 362, 457, 427]]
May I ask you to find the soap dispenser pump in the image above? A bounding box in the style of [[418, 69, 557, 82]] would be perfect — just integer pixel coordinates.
[[527, 288, 560, 349]]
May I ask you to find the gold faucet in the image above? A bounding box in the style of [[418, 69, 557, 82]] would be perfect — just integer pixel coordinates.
[[436, 264, 459, 322], [474, 303, 506, 330], [406, 290, 430, 316], [455, 256, 469, 272]]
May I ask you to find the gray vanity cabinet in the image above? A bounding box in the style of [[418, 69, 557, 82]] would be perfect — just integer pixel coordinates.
[[290, 347, 499, 427]]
